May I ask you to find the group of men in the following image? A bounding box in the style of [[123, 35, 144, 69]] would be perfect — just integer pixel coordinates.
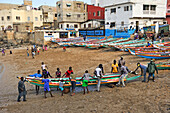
[[17, 58, 158, 102]]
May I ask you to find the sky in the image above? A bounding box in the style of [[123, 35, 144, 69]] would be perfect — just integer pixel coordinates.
[[0, 0, 91, 7]]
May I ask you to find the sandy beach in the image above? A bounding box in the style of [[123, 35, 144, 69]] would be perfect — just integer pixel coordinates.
[[0, 47, 169, 113]]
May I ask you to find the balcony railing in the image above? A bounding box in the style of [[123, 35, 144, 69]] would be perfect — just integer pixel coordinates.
[[143, 10, 156, 15]]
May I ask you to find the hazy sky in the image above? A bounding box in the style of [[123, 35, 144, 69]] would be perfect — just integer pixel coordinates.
[[0, 0, 91, 7]]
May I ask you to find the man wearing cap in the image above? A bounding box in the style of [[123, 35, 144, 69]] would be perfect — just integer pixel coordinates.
[[147, 60, 158, 82], [133, 63, 147, 82]]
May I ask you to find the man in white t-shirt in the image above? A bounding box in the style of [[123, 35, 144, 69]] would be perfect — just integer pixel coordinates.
[[41, 62, 48, 71], [94, 64, 103, 92]]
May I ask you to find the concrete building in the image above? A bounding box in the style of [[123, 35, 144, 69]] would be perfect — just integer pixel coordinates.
[[104, 0, 167, 32], [166, 0, 170, 24], [39, 5, 57, 28], [80, 5, 105, 29], [0, 8, 43, 31], [56, 0, 87, 30]]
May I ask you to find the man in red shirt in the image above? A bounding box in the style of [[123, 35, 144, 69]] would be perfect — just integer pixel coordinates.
[[62, 67, 73, 78]]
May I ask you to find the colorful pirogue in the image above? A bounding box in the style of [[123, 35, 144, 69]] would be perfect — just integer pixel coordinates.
[[156, 62, 170, 70], [128, 49, 170, 59], [21, 73, 141, 88]]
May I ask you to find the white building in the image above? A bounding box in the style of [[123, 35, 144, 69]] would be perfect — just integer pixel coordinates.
[[92, 0, 167, 31]]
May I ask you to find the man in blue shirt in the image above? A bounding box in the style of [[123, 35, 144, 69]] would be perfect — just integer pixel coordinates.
[[29, 70, 42, 95], [42, 76, 54, 98], [133, 63, 147, 82]]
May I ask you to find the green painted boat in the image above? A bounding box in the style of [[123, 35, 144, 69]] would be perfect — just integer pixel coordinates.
[[23, 73, 141, 88]]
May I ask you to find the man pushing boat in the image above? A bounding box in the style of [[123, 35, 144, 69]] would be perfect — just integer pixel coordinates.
[[133, 63, 147, 82]]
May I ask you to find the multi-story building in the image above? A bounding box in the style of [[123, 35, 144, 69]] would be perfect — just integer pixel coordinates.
[[104, 0, 167, 32], [39, 5, 57, 28], [166, 0, 170, 24], [56, 0, 87, 30], [80, 5, 105, 29], [0, 8, 43, 31], [0, 0, 43, 31]]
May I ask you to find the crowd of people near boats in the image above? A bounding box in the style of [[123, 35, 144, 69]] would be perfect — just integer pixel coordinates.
[[17, 57, 158, 102]]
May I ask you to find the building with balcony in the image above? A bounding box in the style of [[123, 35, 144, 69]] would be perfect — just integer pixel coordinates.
[[56, 0, 87, 29], [104, 0, 167, 33], [38, 5, 57, 28]]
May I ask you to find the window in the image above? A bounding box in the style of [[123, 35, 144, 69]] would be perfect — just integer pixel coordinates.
[[77, 3, 81, 8], [27, 17, 30, 21], [131, 22, 134, 25], [88, 24, 91, 28], [58, 4, 61, 8], [150, 5, 156, 11], [153, 21, 157, 24], [55, 14, 57, 17], [58, 14, 61, 17], [16, 16, 20, 20], [106, 22, 109, 25], [163, 22, 166, 24], [7, 16, 10, 21], [40, 15, 42, 21], [77, 14, 80, 18], [66, 14, 71, 17], [121, 21, 124, 26], [84, 24, 86, 28], [110, 22, 115, 28], [130, 5, 132, 10], [74, 24, 78, 28], [111, 8, 116, 13], [93, 12, 96, 16], [143, 5, 149, 10], [61, 24, 63, 29], [35, 17, 38, 21], [66, 3, 71, 7], [1, 17, 4, 21], [118, 7, 121, 9], [97, 11, 100, 16], [124, 6, 129, 11], [67, 24, 69, 28], [98, 3, 99, 6]]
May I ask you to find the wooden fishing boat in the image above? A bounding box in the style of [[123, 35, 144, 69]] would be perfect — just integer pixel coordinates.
[[128, 49, 170, 59], [156, 62, 170, 70], [21, 73, 141, 88]]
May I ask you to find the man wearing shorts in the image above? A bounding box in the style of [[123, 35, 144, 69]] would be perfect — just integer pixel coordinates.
[[42, 76, 54, 98], [82, 70, 93, 94]]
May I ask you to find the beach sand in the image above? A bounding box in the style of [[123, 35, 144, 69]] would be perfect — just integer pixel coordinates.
[[0, 47, 169, 113]]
